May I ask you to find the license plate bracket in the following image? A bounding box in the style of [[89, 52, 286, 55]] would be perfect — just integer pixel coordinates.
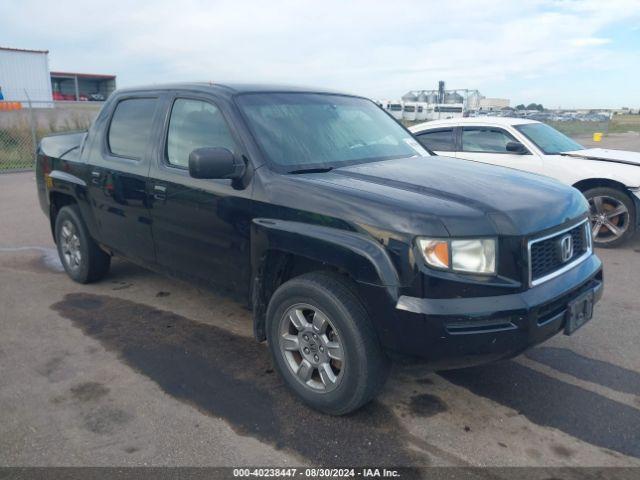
[[564, 289, 594, 335]]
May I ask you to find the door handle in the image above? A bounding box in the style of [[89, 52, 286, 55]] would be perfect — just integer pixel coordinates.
[[153, 184, 167, 201]]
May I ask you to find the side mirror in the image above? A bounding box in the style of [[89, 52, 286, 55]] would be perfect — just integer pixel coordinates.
[[188, 147, 245, 179], [506, 141, 527, 154]]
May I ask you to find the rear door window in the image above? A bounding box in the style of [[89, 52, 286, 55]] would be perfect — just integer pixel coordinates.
[[415, 128, 455, 151], [108, 98, 158, 159]]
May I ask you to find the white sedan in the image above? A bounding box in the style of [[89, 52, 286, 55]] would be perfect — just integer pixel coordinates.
[[410, 117, 640, 247]]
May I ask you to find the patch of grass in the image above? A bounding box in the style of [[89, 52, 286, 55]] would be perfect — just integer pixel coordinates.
[[0, 124, 35, 170], [548, 115, 640, 136], [609, 114, 640, 133], [546, 121, 610, 136], [1, 114, 92, 170]]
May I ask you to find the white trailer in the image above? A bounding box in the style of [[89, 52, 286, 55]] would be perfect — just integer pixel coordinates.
[[415, 102, 428, 121], [387, 101, 403, 120], [402, 102, 417, 121], [432, 103, 464, 120]]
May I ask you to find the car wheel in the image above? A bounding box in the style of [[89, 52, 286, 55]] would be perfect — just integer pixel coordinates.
[[266, 272, 389, 415], [55, 205, 111, 283], [584, 187, 636, 248]]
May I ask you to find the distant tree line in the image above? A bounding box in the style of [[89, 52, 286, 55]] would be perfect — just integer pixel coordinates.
[[515, 103, 545, 111]]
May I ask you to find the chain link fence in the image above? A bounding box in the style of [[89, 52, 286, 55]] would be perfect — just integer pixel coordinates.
[[0, 100, 101, 172]]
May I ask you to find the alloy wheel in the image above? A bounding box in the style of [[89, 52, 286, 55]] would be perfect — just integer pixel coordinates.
[[588, 195, 630, 244], [60, 220, 82, 272], [278, 303, 344, 392]]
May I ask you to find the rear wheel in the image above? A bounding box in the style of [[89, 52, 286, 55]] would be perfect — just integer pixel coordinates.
[[55, 205, 111, 283], [584, 187, 635, 247], [266, 272, 389, 415]]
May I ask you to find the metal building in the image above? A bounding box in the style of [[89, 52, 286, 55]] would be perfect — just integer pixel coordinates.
[[50, 71, 116, 101], [0, 46, 53, 106], [478, 97, 511, 111]]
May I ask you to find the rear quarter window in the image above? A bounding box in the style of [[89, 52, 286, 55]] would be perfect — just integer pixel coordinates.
[[415, 128, 455, 151], [108, 98, 158, 159]]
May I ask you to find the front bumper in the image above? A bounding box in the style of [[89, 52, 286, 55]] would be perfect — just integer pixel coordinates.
[[386, 254, 603, 368]]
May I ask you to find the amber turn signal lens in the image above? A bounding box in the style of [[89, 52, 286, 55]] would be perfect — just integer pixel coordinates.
[[416, 238, 450, 269]]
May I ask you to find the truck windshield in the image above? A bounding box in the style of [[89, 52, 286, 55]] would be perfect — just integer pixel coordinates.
[[515, 122, 584, 154], [236, 93, 427, 172]]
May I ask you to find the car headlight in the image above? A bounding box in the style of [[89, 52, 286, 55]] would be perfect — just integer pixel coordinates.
[[416, 238, 496, 275]]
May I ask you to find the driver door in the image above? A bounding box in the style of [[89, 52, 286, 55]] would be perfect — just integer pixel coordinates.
[[147, 96, 253, 297], [455, 126, 544, 174]]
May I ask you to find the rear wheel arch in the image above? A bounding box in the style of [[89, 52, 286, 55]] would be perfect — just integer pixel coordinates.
[[54, 204, 111, 283], [49, 191, 78, 239]]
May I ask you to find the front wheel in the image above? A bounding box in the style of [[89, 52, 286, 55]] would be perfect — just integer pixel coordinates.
[[584, 187, 636, 248], [266, 272, 389, 415]]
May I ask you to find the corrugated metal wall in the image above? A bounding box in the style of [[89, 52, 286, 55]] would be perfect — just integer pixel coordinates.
[[0, 49, 53, 105]]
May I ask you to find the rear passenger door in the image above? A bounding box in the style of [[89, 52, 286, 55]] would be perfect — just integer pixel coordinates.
[[147, 95, 253, 297], [456, 126, 544, 174], [413, 127, 457, 157], [87, 96, 159, 262]]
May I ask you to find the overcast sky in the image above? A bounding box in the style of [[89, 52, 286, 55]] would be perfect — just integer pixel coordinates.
[[3, 0, 639, 108]]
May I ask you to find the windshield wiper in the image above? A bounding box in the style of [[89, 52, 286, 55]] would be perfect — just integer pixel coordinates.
[[287, 167, 334, 174]]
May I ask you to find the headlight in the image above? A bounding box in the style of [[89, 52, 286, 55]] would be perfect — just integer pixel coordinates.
[[416, 238, 496, 275]]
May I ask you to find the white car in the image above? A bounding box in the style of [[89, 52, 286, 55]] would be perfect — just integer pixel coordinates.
[[410, 117, 640, 247]]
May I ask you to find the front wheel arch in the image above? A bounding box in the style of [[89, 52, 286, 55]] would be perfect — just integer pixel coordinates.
[[250, 219, 402, 342], [572, 178, 630, 196], [251, 249, 362, 342]]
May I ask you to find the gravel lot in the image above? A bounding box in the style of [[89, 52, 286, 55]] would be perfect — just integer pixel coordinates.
[[1, 133, 639, 467]]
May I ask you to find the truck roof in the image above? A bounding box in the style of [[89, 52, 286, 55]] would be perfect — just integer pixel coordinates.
[[115, 82, 351, 98]]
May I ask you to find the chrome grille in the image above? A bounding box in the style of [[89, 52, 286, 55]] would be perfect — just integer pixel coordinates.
[[528, 220, 591, 286]]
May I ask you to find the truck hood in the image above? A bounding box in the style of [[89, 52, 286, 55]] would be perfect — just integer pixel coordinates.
[[297, 155, 588, 237], [562, 148, 640, 167]]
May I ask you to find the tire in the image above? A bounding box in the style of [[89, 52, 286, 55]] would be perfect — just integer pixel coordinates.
[[583, 187, 636, 248], [54, 205, 111, 283], [266, 271, 389, 415]]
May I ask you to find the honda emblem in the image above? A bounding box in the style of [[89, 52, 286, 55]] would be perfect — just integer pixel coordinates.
[[559, 234, 573, 263]]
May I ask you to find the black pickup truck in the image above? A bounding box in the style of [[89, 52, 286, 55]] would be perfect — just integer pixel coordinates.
[[36, 83, 603, 414]]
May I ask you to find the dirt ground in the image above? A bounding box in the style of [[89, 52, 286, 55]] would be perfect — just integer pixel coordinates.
[[1, 135, 639, 467]]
